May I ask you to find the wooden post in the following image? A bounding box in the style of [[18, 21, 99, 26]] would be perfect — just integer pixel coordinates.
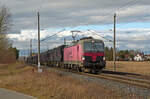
[[30, 39, 32, 57], [113, 13, 116, 71], [37, 12, 42, 73]]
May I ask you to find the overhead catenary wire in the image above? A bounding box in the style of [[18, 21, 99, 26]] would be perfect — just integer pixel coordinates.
[[101, 0, 140, 20], [87, 29, 113, 42], [78, 0, 140, 50], [40, 29, 65, 42], [39, 0, 140, 45], [37, 0, 47, 12], [24, 0, 144, 57], [82, 0, 140, 27], [33, 0, 140, 48], [115, 0, 139, 13]]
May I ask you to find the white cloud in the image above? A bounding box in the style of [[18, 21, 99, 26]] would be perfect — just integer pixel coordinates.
[[57, 31, 72, 37], [1, 0, 150, 33], [8, 29, 55, 41], [126, 44, 145, 49]]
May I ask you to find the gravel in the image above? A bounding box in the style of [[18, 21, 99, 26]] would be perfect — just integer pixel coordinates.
[[47, 67, 150, 99]]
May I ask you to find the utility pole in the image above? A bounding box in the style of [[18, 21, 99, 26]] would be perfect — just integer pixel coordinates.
[[30, 39, 32, 57], [37, 12, 42, 73], [71, 31, 76, 42], [64, 38, 66, 45], [113, 13, 116, 71], [28, 48, 30, 57]]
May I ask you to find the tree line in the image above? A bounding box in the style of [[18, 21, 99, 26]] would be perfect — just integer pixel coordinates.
[[105, 46, 143, 61], [0, 4, 19, 63]]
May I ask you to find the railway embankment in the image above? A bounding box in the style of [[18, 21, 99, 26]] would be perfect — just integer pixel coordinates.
[[0, 62, 150, 99]]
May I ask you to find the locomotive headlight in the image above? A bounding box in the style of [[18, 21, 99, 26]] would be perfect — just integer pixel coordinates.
[[82, 56, 85, 61], [103, 57, 106, 61]]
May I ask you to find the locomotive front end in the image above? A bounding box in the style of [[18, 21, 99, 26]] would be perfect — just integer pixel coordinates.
[[81, 38, 106, 73]]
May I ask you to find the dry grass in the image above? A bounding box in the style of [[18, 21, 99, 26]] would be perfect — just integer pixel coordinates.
[[106, 61, 150, 75], [0, 62, 144, 99]]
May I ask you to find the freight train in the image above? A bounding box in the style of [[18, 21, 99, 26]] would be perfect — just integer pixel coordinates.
[[27, 37, 106, 73]]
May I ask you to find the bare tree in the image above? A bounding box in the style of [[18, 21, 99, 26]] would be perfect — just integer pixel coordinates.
[[0, 4, 11, 49], [0, 5, 14, 63], [0, 5, 11, 34]]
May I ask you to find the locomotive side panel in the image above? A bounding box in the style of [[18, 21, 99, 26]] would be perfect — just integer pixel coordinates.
[[64, 44, 83, 65]]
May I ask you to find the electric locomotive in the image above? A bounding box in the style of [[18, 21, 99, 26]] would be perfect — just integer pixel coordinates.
[[64, 37, 106, 73]]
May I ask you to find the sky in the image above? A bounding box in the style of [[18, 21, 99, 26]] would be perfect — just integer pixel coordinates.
[[0, 0, 150, 55]]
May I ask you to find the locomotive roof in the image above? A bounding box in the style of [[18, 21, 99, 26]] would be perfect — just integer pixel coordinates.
[[78, 37, 104, 42], [65, 37, 104, 48]]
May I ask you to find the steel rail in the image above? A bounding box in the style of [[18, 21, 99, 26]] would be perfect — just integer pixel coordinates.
[[79, 73, 150, 90]]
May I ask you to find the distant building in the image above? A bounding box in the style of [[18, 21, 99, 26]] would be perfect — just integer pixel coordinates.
[[144, 54, 150, 61], [134, 54, 143, 61]]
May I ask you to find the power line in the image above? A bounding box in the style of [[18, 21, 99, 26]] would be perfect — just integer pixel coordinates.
[[38, 0, 47, 12], [115, 0, 139, 13], [87, 29, 113, 42], [82, 0, 139, 27], [40, 29, 65, 42], [102, 0, 139, 23], [103, 0, 139, 17]]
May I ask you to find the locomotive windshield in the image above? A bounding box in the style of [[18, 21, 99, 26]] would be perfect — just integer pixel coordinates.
[[84, 42, 104, 52]]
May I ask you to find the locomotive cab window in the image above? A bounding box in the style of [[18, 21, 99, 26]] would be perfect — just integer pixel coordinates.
[[84, 42, 104, 52]]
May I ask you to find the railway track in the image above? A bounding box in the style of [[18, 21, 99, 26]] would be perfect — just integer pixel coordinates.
[[46, 66, 150, 90], [32, 64, 150, 90], [78, 72, 150, 90]]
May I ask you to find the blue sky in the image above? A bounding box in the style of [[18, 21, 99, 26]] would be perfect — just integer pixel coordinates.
[[36, 22, 150, 33], [69, 22, 150, 30]]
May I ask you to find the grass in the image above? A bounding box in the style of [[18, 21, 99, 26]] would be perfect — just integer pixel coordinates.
[[0, 62, 145, 99], [106, 61, 150, 75]]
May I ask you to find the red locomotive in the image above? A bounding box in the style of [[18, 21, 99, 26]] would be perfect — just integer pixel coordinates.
[[27, 37, 106, 74], [64, 37, 106, 73]]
